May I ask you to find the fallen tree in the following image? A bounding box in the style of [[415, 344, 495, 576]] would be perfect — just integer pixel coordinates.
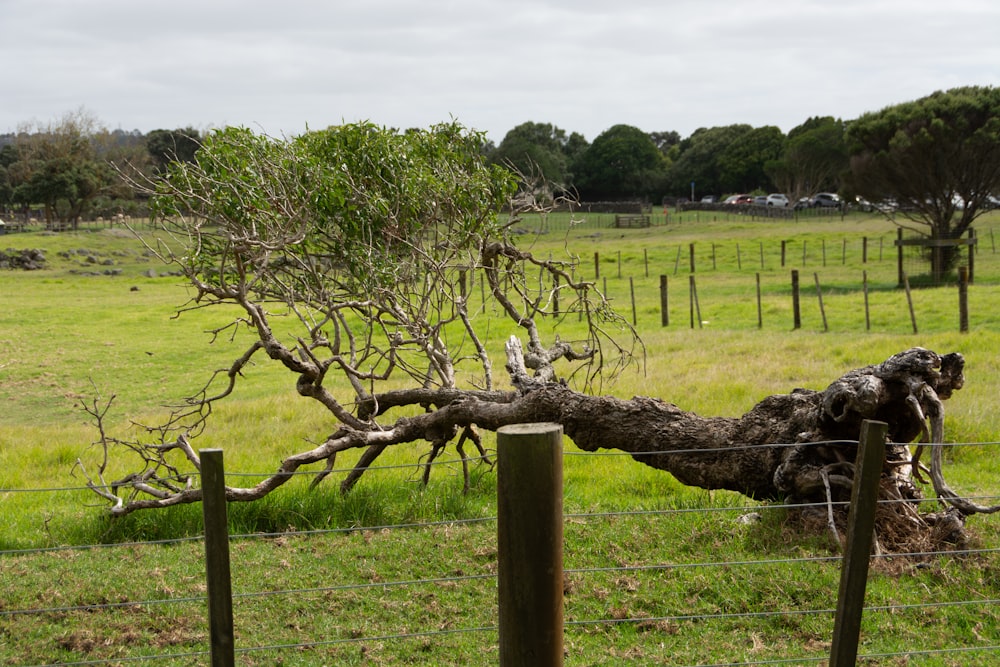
[[79, 122, 998, 551]]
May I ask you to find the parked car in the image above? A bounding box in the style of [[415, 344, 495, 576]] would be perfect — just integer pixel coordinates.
[[700, 195, 718, 203], [765, 193, 789, 208], [723, 194, 753, 205], [793, 197, 812, 210], [812, 193, 842, 208], [752, 195, 768, 206]]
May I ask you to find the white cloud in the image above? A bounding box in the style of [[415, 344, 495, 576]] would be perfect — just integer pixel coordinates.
[[2, 0, 998, 141]]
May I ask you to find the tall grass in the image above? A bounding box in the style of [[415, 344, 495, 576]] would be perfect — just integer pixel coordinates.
[[3, 214, 1000, 665], [2, 212, 1000, 546]]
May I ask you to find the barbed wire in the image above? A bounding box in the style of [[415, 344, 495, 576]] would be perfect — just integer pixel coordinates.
[[5, 439, 1000, 664], [8, 437, 998, 494]]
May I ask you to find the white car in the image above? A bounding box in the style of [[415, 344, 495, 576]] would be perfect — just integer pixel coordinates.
[[765, 193, 789, 208]]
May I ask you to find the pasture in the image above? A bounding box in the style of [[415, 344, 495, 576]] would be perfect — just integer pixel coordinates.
[[2, 210, 1000, 665]]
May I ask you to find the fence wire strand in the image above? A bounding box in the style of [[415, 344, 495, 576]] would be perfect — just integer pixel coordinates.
[[4, 439, 1000, 665]]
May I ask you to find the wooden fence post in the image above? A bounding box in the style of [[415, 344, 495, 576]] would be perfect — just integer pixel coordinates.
[[201, 449, 235, 667], [896, 229, 904, 287], [791, 270, 801, 330], [497, 423, 564, 667], [552, 274, 559, 316], [829, 419, 889, 667], [902, 272, 918, 334], [756, 273, 762, 329], [689, 275, 702, 329], [660, 275, 669, 327], [629, 277, 636, 326], [968, 228, 976, 283], [813, 273, 828, 332], [958, 265, 969, 333]]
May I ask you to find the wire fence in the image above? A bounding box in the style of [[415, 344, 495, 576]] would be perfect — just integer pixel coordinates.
[[3, 436, 1000, 665]]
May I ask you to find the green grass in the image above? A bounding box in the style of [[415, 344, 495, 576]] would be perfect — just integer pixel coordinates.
[[2, 213, 1000, 664]]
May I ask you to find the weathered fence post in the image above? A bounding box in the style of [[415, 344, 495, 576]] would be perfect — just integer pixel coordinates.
[[896, 229, 905, 287], [813, 273, 828, 332], [497, 423, 564, 667], [968, 228, 976, 283], [660, 275, 669, 327], [552, 274, 559, 316], [829, 419, 888, 667], [755, 272, 762, 329], [958, 265, 969, 333], [201, 449, 235, 667], [791, 270, 801, 330], [629, 277, 636, 326], [689, 275, 702, 329], [902, 272, 918, 334]]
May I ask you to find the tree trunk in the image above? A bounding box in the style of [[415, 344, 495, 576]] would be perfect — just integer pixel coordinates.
[[87, 346, 996, 551]]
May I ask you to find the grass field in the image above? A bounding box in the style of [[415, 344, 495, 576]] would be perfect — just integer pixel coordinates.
[[2, 210, 1000, 665]]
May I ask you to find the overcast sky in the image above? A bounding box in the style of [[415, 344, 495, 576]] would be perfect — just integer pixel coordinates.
[[3, 0, 999, 144]]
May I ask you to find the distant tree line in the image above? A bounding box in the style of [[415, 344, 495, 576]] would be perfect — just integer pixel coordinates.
[[3, 87, 1000, 276], [0, 109, 201, 227]]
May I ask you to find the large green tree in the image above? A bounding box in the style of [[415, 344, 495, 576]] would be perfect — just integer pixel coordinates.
[[0, 143, 16, 212], [572, 124, 668, 201], [490, 121, 584, 190], [846, 86, 1000, 276], [665, 125, 752, 198], [146, 127, 202, 173], [717, 125, 784, 194], [765, 117, 848, 203]]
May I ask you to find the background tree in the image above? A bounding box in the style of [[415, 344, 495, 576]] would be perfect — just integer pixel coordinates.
[[82, 121, 996, 551], [716, 125, 785, 194], [0, 143, 16, 213], [665, 125, 751, 198], [6, 109, 127, 226], [845, 86, 1000, 277], [571, 124, 668, 201], [765, 116, 848, 204], [490, 122, 585, 191], [146, 127, 202, 173], [649, 130, 681, 158]]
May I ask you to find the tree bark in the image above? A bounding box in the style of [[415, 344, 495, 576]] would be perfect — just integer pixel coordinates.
[[87, 344, 996, 553]]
